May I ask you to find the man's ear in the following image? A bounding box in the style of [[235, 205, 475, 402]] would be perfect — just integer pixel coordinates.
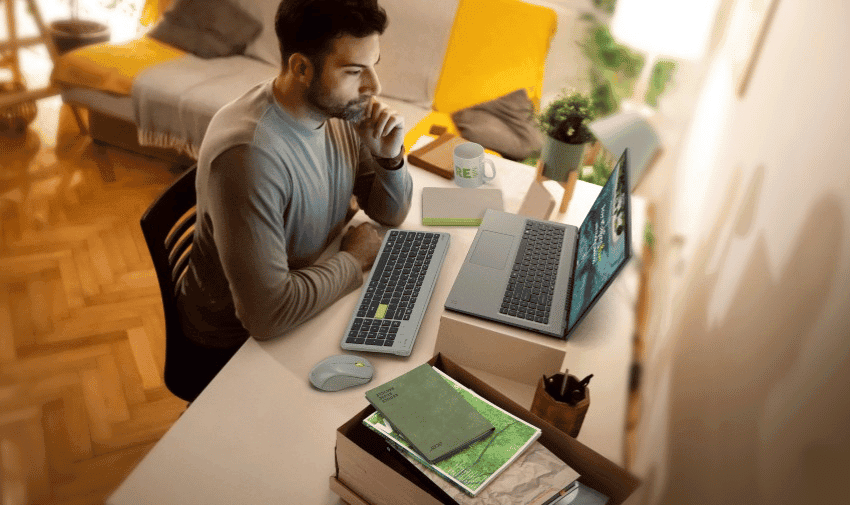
[[288, 53, 314, 84]]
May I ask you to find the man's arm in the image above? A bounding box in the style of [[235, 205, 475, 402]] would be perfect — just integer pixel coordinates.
[[353, 144, 413, 226], [352, 98, 413, 226], [206, 146, 364, 341]]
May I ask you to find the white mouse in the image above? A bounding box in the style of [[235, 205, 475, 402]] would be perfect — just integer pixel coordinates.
[[309, 354, 374, 392]]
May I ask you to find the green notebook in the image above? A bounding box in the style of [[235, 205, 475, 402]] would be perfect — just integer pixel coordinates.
[[363, 366, 545, 497], [365, 364, 494, 463], [421, 187, 504, 226]]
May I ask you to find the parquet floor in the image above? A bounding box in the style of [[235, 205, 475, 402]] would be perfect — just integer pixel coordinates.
[[1, 96, 186, 505]]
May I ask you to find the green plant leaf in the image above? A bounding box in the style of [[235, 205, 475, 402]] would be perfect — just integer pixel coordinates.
[[645, 60, 676, 107]]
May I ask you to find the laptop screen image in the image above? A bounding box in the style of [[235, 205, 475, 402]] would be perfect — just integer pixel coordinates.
[[566, 150, 632, 332]]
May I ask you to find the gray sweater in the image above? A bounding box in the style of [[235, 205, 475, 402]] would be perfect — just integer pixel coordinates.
[[178, 79, 413, 348]]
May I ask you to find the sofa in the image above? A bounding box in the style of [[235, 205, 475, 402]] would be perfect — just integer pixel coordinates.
[[51, 0, 558, 162]]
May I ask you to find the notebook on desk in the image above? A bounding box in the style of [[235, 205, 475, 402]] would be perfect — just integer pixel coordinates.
[[421, 187, 503, 226], [444, 149, 632, 339]]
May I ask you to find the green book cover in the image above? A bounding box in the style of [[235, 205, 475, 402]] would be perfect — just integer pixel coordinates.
[[363, 366, 543, 496], [365, 364, 494, 463]]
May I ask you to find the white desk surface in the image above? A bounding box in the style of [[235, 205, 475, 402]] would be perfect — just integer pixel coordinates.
[[108, 153, 645, 505]]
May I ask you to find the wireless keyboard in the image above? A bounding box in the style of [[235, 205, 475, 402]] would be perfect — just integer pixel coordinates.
[[340, 229, 450, 356]]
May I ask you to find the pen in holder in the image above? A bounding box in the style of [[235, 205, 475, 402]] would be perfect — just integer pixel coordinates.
[[530, 371, 591, 438]]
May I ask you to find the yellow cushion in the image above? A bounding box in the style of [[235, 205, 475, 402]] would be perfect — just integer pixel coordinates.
[[140, 0, 176, 26], [51, 36, 185, 96], [431, 0, 557, 114], [406, 0, 557, 158]]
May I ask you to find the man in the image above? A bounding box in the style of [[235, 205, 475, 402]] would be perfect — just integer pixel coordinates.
[[177, 0, 411, 365]]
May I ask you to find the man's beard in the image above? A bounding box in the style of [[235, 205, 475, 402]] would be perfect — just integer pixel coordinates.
[[306, 79, 369, 122]]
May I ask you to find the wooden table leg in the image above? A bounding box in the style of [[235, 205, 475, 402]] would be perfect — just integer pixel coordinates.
[[558, 170, 578, 213]]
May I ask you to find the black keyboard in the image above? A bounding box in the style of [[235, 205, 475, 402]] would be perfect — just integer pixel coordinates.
[[340, 229, 450, 356], [500, 221, 565, 324]]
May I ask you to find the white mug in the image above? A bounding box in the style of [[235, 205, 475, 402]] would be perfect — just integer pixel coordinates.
[[453, 142, 496, 188]]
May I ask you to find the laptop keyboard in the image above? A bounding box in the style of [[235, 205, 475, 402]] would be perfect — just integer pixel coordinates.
[[340, 230, 450, 356], [500, 221, 565, 324]]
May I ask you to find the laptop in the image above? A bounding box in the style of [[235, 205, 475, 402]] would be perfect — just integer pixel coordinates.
[[444, 149, 632, 339]]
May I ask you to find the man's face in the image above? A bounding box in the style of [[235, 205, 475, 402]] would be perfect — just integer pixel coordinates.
[[305, 33, 382, 122]]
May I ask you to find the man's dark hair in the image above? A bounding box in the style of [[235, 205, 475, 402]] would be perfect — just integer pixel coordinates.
[[275, 0, 388, 70]]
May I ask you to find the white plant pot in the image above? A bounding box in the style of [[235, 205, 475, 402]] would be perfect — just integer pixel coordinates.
[[540, 135, 586, 182]]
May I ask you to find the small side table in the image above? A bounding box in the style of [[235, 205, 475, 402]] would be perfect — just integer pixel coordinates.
[[534, 141, 602, 214]]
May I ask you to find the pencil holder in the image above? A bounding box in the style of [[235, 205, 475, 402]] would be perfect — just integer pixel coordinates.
[[530, 373, 590, 438]]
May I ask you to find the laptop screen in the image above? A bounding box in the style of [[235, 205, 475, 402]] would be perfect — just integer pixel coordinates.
[[567, 149, 632, 331]]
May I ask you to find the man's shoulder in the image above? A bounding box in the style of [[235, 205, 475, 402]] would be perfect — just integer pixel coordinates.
[[199, 82, 279, 165], [215, 85, 275, 131]]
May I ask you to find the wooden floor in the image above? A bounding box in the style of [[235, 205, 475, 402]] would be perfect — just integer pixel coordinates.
[[1, 96, 187, 505]]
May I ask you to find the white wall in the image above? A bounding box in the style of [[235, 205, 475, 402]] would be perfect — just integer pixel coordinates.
[[631, 0, 850, 503]]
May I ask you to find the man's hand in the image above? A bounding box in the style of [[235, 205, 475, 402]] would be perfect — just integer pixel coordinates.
[[355, 97, 404, 159], [340, 222, 382, 271]]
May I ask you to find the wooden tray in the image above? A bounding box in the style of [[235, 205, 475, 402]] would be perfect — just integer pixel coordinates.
[[407, 133, 468, 180]]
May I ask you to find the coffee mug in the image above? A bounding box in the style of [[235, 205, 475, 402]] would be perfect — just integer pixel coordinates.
[[453, 142, 496, 188]]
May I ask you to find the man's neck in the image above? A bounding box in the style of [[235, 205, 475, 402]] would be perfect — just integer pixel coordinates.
[[272, 74, 326, 130]]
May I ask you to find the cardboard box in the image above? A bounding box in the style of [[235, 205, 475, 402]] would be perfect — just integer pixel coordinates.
[[331, 354, 639, 505], [435, 311, 567, 386]]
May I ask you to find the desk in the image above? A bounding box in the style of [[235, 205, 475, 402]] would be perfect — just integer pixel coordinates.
[[107, 154, 645, 505]]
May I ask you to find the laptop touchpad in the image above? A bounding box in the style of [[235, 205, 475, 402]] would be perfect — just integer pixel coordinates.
[[469, 231, 514, 270]]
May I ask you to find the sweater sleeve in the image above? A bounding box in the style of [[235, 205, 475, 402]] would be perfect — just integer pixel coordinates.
[[207, 145, 363, 341], [352, 142, 413, 227]]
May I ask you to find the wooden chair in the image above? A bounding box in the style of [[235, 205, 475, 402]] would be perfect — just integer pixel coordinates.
[[140, 165, 238, 402]]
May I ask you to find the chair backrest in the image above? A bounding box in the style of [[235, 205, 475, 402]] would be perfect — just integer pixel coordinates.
[[140, 165, 197, 400], [431, 0, 558, 114]]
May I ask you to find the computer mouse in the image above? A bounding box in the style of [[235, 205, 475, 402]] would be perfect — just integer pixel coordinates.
[[309, 354, 374, 392]]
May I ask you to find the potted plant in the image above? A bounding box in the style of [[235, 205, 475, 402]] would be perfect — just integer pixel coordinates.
[[536, 89, 596, 181], [49, 0, 111, 55]]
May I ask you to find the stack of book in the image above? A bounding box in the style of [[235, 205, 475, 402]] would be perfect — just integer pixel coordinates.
[[364, 364, 581, 502]]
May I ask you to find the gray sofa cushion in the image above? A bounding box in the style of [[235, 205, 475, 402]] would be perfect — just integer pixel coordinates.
[[451, 89, 542, 161], [149, 0, 262, 58], [232, 0, 282, 68]]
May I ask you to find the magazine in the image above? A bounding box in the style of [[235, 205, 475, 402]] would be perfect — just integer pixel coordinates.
[[363, 366, 542, 496]]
